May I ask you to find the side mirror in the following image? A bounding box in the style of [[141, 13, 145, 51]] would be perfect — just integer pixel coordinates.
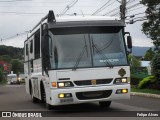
[[127, 36, 132, 49]]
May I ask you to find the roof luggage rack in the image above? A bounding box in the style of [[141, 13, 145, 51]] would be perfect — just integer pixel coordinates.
[[30, 10, 56, 33]]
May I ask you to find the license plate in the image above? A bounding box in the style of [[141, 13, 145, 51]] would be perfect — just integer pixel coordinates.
[[60, 98, 73, 103]]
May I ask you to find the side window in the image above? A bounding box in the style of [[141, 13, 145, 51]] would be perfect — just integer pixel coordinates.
[[30, 40, 33, 53], [34, 30, 40, 59], [26, 43, 28, 56]]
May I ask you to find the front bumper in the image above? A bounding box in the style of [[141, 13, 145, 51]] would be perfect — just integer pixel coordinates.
[[49, 84, 130, 105]]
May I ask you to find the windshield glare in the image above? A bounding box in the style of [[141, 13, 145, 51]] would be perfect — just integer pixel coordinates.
[[48, 28, 128, 69]]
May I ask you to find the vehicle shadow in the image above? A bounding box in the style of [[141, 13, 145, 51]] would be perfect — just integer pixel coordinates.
[[36, 102, 123, 117]]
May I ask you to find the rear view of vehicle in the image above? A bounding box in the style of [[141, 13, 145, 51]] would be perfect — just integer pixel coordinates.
[[7, 74, 19, 84], [18, 74, 25, 83]]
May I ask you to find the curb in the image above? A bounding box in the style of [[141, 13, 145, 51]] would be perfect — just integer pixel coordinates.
[[131, 92, 160, 99]]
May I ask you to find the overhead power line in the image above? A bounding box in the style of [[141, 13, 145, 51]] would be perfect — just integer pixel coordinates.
[[126, 3, 141, 10], [0, 0, 32, 2], [126, 12, 145, 18], [127, 6, 145, 12], [126, 16, 146, 20], [126, 0, 136, 5], [126, 18, 147, 24], [1, 32, 27, 41], [133, 12, 145, 16], [110, 12, 120, 17], [92, 0, 113, 15], [103, 6, 120, 16], [59, 0, 78, 16], [0, 12, 45, 15]]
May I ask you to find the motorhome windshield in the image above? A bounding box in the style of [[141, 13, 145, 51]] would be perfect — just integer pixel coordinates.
[[48, 26, 128, 69]]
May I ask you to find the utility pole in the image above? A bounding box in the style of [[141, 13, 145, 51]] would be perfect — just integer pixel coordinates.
[[120, 0, 126, 22]]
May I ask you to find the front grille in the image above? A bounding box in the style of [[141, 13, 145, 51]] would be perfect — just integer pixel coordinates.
[[76, 90, 112, 100], [74, 79, 113, 86]]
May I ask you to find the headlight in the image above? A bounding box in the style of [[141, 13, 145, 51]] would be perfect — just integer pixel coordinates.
[[58, 81, 74, 88], [58, 93, 72, 98], [122, 78, 127, 83], [114, 78, 128, 84], [58, 93, 65, 98], [116, 89, 128, 94], [58, 83, 65, 87]]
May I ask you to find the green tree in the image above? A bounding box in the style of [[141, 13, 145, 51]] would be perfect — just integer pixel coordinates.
[[0, 55, 12, 63], [128, 54, 141, 67], [151, 53, 160, 81], [11, 59, 24, 74], [144, 48, 155, 60], [0, 68, 4, 83], [0, 45, 24, 60], [140, 0, 160, 52]]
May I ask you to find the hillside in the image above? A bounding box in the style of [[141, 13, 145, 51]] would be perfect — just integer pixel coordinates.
[[132, 46, 152, 56], [0, 45, 151, 59], [0, 45, 24, 60]]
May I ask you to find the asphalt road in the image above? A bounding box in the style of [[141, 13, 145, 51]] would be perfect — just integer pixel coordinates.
[[0, 85, 160, 120]]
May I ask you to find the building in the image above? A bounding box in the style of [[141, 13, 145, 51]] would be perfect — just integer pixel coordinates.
[[141, 61, 151, 75]]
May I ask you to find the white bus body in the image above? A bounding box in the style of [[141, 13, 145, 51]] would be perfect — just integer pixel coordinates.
[[24, 11, 131, 109]]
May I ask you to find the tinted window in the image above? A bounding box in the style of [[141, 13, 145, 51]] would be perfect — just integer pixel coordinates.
[[26, 43, 28, 56], [34, 30, 40, 59], [30, 40, 33, 53]]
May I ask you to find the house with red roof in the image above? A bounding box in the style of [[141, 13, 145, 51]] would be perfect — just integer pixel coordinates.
[[0, 60, 11, 74]]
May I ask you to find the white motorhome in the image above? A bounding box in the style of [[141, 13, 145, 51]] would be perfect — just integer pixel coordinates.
[[24, 10, 132, 109], [7, 74, 19, 84]]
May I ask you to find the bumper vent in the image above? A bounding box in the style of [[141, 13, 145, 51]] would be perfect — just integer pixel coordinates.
[[76, 90, 112, 100]]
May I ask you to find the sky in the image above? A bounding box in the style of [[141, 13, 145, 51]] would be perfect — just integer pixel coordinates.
[[0, 0, 153, 48]]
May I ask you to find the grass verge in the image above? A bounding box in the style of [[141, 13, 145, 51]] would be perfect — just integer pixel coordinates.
[[0, 80, 7, 86], [131, 87, 160, 95]]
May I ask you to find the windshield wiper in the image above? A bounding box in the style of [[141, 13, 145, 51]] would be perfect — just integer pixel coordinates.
[[90, 35, 114, 68], [73, 45, 87, 71], [73, 35, 88, 71]]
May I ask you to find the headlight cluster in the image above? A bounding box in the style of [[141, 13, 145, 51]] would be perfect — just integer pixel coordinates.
[[114, 78, 129, 84], [18, 77, 21, 81], [58, 81, 74, 88], [58, 93, 72, 98], [116, 89, 128, 94]]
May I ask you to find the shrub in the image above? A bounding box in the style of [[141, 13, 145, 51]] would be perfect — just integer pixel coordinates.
[[131, 74, 142, 86], [0, 69, 4, 83], [151, 53, 160, 81], [138, 76, 156, 89], [128, 54, 141, 67]]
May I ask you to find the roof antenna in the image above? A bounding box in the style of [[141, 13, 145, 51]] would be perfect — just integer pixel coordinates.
[[80, 10, 84, 17]]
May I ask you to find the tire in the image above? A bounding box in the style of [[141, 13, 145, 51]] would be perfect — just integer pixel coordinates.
[[40, 84, 46, 103], [46, 103, 53, 110], [40, 83, 52, 110], [99, 101, 111, 108], [30, 85, 39, 103]]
